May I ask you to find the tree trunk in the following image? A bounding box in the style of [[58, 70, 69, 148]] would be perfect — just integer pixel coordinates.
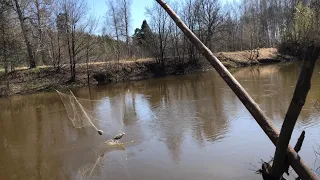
[[111, 3, 120, 62], [86, 46, 90, 85], [57, 34, 61, 71], [123, 0, 130, 57], [271, 44, 320, 179], [71, 25, 76, 81], [65, 13, 73, 81], [35, 0, 44, 64], [13, 0, 36, 68], [49, 33, 56, 69], [2, 22, 8, 74]]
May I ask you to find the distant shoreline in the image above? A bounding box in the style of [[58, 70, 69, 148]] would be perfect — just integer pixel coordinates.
[[0, 48, 292, 97]]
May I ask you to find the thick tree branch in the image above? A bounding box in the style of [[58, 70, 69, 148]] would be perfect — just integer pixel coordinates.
[[271, 45, 320, 179]]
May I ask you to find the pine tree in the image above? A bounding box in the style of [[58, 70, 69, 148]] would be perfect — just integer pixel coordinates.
[[132, 20, 155, 57]]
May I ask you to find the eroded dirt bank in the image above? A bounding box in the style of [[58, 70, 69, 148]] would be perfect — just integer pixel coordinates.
[[0, 48, 292, 96]]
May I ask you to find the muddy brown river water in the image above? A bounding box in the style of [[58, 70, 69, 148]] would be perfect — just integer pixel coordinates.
[[1, 62, 320, 180]]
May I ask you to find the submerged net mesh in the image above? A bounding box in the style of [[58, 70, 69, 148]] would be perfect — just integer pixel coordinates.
[[77, 140, 130, 180], [312, 100, 320, 111], [56, 90, 125, 136], [56, 90, 131, 180]]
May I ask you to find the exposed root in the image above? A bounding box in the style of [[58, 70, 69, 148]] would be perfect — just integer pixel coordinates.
[[257, 161, 287, 180]]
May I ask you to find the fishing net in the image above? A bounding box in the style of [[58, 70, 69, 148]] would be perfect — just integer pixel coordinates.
[[56, 90, 125, 136], [56, 90, 132, 180], [312, 100, 320, 111], [77, 140, 130, 180]]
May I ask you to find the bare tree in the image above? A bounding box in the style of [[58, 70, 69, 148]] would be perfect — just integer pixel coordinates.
[[28, 0, 53, 65], [13, 0, 36, 68], [121, 0, 131, 57], [59, 0, 88, 81], [84, 16, 98, 85], [181, 0, 199, 63], [0, 0, 11, 74], [146, 1, 171, 68], [106, 0, 122, 61], [195, 0, 224, 51]]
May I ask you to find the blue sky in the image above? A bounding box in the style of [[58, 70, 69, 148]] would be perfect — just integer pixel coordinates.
[[86, 0, 234, 35], [87, 0, 154, 35]]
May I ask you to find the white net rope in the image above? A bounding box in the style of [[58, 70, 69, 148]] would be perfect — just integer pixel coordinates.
[[56, 90, 125, 136], [56, 90, 132, 180]]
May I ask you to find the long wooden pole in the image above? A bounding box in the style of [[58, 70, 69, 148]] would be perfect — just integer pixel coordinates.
[[154, 0, 317, 179]]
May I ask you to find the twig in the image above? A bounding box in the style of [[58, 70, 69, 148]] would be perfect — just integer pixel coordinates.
[[249, 162, 261, 170]]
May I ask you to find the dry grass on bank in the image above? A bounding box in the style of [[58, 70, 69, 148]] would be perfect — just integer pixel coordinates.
[[0, 48, 289, 96]]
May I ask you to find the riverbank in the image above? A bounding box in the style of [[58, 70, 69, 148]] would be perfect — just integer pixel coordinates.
[[0, 48, 292, 96]]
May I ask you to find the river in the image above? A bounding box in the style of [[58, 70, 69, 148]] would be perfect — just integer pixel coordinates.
[[1, 62, 320, 180]]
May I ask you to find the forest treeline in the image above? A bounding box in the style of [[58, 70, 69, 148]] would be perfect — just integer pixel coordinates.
[[0, 0, 319, 81]]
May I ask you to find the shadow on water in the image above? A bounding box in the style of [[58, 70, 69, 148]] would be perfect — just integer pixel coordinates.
[[1, 61, 320, 179]]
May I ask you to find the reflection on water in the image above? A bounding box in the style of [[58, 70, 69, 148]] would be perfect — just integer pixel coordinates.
[[1, 61, 320, 179], [77, 140, 127, 180]]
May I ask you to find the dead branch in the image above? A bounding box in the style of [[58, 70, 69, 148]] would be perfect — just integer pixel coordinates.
[[295, 131, 306, 153], [283, 131, 306, 176], [271, 45, 320, 179]]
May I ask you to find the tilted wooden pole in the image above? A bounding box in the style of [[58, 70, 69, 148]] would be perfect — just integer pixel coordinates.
[[155, 0, 317, 179]]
